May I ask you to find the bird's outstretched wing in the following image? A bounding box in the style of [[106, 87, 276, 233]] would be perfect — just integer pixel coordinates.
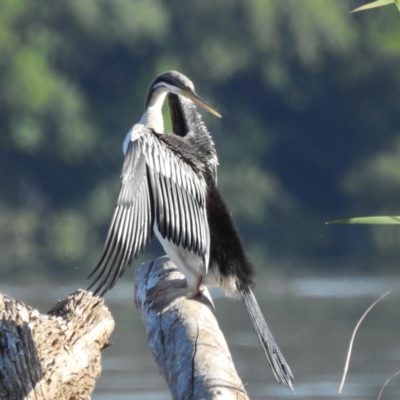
[[88, 124, 209, 295]]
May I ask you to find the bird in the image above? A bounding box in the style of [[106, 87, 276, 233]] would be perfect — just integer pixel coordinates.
[[88, 70, 294, 390]]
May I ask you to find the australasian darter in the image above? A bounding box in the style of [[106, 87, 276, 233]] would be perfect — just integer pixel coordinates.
[[88, 71, 294, 390]]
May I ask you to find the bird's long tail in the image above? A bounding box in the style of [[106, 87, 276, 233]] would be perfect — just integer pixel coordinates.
[[240, 286, 294, 390]]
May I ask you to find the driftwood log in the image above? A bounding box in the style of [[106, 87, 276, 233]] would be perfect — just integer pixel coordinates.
[[134, 256, 249, 400], [0, 289, 114, 400], [0, 258, 250, 400]]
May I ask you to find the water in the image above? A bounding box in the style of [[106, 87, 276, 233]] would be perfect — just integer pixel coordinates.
[[2, 269, 400, 400]]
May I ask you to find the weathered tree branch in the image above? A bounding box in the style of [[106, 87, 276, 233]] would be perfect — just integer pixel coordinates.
[[134, 256, 249, 400], [0, 289, 114, 400]]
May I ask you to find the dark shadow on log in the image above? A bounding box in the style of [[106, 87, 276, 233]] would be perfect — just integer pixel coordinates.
[[0, 319, 41, 400]]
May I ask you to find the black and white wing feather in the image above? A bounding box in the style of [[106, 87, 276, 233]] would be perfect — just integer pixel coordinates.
[[89, 123, 209, 295]]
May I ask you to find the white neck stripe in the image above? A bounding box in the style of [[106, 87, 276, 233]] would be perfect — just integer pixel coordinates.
[[152, 82, 181, 93]]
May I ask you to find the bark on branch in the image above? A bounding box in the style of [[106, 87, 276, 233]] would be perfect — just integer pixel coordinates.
[[0, 289, 114, 400], [134, 256, 249, 400]]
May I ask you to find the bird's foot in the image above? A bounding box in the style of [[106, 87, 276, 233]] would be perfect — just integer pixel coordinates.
[[146, 279, 201, 315], [146, 279, 187, 301]]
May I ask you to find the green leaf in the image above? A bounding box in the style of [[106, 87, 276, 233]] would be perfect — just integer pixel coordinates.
[[350, 0, 395, 13], [327, 216, 400, 224]]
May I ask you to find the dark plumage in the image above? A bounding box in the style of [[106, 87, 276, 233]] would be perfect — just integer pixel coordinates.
[[88, 71, 294, 390]]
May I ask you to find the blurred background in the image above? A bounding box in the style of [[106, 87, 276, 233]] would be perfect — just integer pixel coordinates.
[[1, 0, 400, 399]]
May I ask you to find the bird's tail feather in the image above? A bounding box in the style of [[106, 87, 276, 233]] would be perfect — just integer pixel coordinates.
[[240, 286, 294, 390]]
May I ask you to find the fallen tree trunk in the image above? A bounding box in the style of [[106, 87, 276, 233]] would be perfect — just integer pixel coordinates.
[[134, 256, 249, 400], [0, 289, 114, 400]]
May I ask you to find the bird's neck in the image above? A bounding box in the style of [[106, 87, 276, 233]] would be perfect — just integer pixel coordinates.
[[140, 87, 168, 133]]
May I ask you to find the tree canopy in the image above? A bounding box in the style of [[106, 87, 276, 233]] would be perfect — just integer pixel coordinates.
[[1, 0, 400, 281]]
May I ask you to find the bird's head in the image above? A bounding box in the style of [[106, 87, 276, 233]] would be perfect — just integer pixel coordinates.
[[146, 71, 221, 118]]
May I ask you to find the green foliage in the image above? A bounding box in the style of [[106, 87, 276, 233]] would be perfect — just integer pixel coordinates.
[[1, 0, 400, 280]]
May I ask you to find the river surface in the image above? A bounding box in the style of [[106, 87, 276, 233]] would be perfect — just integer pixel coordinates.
[[3, 265, 400, 400]]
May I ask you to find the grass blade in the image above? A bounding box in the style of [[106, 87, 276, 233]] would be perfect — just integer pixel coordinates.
[[377, 370, 400, 400], [350, 0, 394, 13], [338, 290, 391, 394], [327, 216, 400, 224]]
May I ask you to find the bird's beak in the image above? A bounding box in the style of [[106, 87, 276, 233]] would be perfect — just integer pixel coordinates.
[[183, 89, 222, 118]]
